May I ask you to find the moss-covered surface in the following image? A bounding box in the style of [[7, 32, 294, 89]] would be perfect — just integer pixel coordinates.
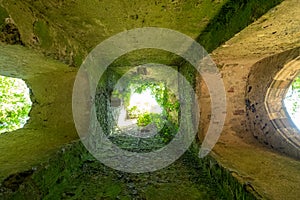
[[197, 0, 283, 53], [0, 0, 289, 199], [0, 0, 228, 66], [0, 141, 256, 200], [0, 45, 78, 182], [33, 20, 52, 49], [0, 5, 22, 45], [0, 6, 9, 27], [0, 0, 283, 66]]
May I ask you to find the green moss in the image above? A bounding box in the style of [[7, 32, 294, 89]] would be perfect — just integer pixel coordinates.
[[33, 20, 52, 49], [1, 0, 228, 67], [0, 142, 256, 199], [144, 183, 207, 200], [197, 0, 284, 53], [73, 52, 85, 67], [0, 6, 9, 27], [186, 146, 257, 200], [0, 1, 285, 199], [1, 0, 281, 67], [109, 49, 181, 70]]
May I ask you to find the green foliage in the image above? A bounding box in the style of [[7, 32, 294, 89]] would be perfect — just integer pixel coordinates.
[[0, 75, 32, 134], [292, 75, 300, 92], [158, 121, 179, 144], [137, 113, 163, 128], [137, 113, 152, 127], [134, 82, 165, 104], [127, 106, 139, 118], [288, 75, 300, 114], [129, 81, 179, 117], [110, 70, 180, 143], [136, 113, 178, 144]]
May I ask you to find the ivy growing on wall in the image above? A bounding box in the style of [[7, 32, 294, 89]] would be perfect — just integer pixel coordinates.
[[111, 70, 180, 143]]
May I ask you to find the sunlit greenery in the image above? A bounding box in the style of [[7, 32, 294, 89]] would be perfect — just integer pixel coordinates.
[[127, 83, 164, 117], [0, 75, 32, 134], [127, 88, 162, 118], [137, 113, 162, 127], [112, 72, 180, 143], [284, 74, 300, 130]]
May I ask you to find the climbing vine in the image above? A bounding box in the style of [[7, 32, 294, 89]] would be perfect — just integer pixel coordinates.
[[111, 71, 180, 143]]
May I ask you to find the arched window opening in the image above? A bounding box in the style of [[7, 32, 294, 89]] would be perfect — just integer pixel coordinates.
[[261, 54, 300, 157], [0, 75, 32, 134]]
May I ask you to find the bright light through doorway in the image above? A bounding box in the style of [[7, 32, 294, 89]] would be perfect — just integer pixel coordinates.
[[128, 89, 162, 114]]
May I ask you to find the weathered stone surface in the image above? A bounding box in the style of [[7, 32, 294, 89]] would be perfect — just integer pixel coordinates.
[[0, 0, 299, 199], [197, 0, 300, 199]]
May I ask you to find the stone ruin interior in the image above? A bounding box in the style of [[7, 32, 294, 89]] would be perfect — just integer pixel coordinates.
[[0, 0, 299, 199]]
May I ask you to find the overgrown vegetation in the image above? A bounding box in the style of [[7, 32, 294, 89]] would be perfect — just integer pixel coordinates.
[[128, 81, 178, 123], [111, 73, 180, 144], [0, 75, 32, 134], [0, 142, 257, 200], [137, 113, 160, 127]]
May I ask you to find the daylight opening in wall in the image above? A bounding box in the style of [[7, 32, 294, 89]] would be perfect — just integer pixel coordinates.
[[263, 56, 300, 154], [284, 74, 300, 131], [109, 68, 180, 142], [0, 75, 32, 134], [126, 85, 165, 127], [114, 82, 167, 129], [128, 88, 163, 115]]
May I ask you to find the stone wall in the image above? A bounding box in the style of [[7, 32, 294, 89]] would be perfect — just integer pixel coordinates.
[[246, 47, 300, 159], [198, 0, 300, 160], [0, 45, 78, 180]]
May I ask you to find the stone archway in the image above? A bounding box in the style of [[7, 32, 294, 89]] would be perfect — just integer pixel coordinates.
[[246, 47, 300, 159]]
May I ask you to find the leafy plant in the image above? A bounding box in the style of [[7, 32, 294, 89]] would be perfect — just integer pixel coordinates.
[[137, 113, 152, 127], [127, 106, 139, 118], [0, 75, 32, 134], [112, 72, 180, 142], [159, 121, 179, 144], [137, 113, 164, 128]]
